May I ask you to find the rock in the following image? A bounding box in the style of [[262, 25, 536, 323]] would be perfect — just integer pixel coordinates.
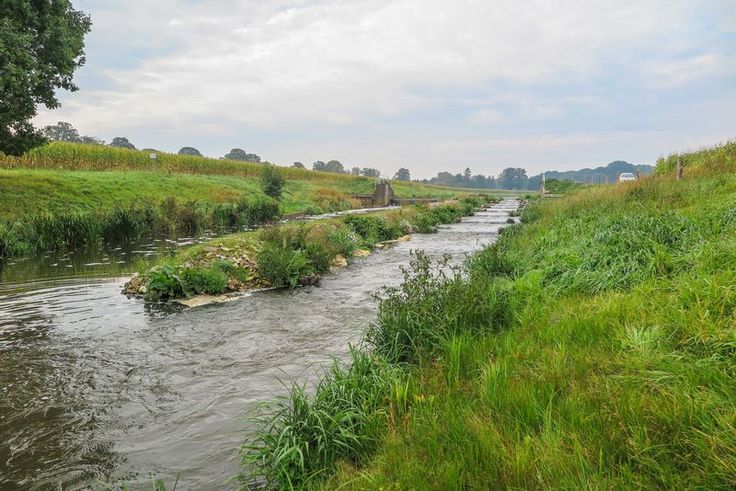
[[221, 247, 231, 252], [506, 218, 515, 224], [138, 285, 147, 294], [299, 274, 321, 286], [176, 294, 240, 308], [396, 235, 412, 242], [353, 249, 371, 257], [330, 255, 348, 268]]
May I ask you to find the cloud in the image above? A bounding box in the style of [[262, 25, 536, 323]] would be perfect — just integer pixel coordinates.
[[36, 0, 736, 177]]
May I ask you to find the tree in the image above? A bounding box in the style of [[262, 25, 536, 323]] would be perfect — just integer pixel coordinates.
[[291, 161, 305, 169], [110, 137, 136, 149], [351, 167, 361, 175], [80, 135, 104, 145], [261, 163, 284, 200], [0, 1, 91, 155], [178, 146, 202, 156], [326, 160, 345, 173], [42, 121, 81, 142], [498, 167, 528, 189], [394, 168, 411, 181], [313, 160, 345, 173], [360, 167, 380, 177], [224, 148, 260, 162], [463, 167, 472, 182]]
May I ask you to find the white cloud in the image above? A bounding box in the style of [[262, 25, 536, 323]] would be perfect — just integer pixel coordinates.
[[36, 0, 736, 176]]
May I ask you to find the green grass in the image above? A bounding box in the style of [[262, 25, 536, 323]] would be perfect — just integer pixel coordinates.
[[241, 142, 736, 489], [137, 197, 491, 300], [0, 143, 498, 259]]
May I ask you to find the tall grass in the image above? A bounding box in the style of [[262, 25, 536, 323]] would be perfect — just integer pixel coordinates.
[[0, 194, 280, 259], [244, 142, 736, 489], [0, 142, 363, 182]]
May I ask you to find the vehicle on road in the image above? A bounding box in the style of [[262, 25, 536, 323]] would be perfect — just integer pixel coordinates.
[[618, 172, 637, 182]]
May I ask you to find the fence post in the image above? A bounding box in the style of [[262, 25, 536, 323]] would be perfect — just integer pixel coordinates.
[[676, 158, 683, 180]]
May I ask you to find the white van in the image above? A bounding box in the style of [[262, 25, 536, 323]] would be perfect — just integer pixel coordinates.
[[618, 172, 637, 182]]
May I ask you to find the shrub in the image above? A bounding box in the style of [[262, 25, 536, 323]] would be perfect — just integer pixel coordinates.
[[342, 214, 404, 247], [368, 252, 511, 364], [238, 195, 281, 227], [256, 243, 312, 287], [327, 226, 359, 257], [260, 163, 285, 200]]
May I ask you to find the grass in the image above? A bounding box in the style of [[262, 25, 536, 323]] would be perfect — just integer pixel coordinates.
[[134, 197, 491, 301], [241, 141, 736, 489], [0, 143, 500, 260]]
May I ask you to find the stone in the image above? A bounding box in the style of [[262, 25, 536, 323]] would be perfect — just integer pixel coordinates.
[[353, 249, 371, 257], [299, 274, 321, 286], [331, 254, 348, 268]]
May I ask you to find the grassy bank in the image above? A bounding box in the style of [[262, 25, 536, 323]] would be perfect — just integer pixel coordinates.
[[129, 197, 491, 302], [0, 143, 496, 259], [242, 141, 736, 489]]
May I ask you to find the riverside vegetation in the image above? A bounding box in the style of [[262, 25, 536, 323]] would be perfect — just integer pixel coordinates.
[[241, 141, 736, 489], [126, 197, 491, 302], [0, 142, 483, 259]]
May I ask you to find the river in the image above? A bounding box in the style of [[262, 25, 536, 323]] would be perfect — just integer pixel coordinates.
[[0, 200, 518, 489]]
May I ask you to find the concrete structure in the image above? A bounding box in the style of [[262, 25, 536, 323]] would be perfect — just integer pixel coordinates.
[[372, 181, 395, 207]]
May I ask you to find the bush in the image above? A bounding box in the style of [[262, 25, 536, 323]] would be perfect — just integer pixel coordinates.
[[342, 214, 404, 247], [238, 195, 281, 227], [260, 163, 285, 200], [368, 252, 511, 364], [256, 243, 312, 287]]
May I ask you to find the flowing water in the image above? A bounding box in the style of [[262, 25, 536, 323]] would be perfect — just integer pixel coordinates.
[[0, 200, 518, 489]]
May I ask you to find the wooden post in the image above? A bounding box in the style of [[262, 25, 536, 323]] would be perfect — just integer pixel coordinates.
[[676, 158, 683, 180]]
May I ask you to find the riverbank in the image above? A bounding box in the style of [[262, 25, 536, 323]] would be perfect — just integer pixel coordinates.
[[242, 141, 736, 489], [124, 197, 493, 303], [0, 142, 492, 259]]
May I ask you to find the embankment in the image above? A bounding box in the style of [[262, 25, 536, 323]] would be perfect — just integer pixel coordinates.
[[0, 143, 490, 260], [243, 141, 736, 489]]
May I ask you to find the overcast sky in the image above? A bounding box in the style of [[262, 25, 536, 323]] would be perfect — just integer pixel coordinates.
[[36, 0, 735, 178]]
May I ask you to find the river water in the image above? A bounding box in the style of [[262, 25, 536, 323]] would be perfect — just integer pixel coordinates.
[[0, 200, 518, 489]]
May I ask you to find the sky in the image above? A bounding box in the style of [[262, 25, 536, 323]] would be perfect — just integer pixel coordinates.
[[36, 0, 736, 179]]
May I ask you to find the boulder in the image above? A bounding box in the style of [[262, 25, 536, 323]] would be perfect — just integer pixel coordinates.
[[353, 249, 371, 257]]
